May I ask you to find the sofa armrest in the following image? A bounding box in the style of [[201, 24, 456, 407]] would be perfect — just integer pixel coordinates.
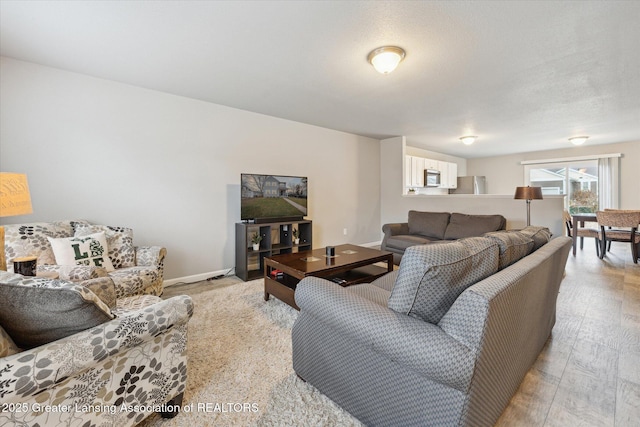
[[295, 277, 477, 392], [135, 246, 167, 267], [382, 222, 410, 238], [0, 295, 193, 402]]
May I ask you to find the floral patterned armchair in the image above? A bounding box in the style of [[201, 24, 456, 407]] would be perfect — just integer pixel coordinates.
[[3, 219, 166, 298], [0, 272, 193, 427]]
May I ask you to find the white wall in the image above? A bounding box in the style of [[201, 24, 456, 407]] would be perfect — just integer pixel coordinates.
[[0, 57, 381, 281], [467, 141, 640, 208]]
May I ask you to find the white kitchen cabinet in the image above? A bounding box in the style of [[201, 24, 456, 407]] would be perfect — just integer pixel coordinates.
[[405, 156, 412, 187], [411, 156, 425, 187], [438, 161, 458, 189]]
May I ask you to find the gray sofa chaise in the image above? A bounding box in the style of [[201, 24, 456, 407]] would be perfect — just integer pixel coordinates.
[[292, 229, 570, 427], [381, 211, 507, 264]]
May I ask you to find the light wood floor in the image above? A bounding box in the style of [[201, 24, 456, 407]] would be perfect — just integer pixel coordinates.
[[164, 242, 640, 426]]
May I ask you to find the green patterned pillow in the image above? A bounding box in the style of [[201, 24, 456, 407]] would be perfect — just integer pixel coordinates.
[[47, 232, 115, 272], [74, 224, 135, 269], [0, 275, 114, 349]]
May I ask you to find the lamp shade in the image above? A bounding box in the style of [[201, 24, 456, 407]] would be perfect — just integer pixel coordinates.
[[368, 46, 406, 74], [514, 186, 543, 200], [0, 173, 33, 217]]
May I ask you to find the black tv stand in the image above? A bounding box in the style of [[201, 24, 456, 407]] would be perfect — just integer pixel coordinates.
[[235, 219, 312, 281]]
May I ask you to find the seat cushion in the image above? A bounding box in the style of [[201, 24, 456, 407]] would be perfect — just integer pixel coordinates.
[[385, 234, 437, 251], [519, 226, 552, 251], [109, 266, 161, 298], [111, 294, 163, 317], [388, 237, 499, 324], [0, 272, 114, 349], [484, 230, 534, 269], [443, 213, 506, 240], [346, 283, 391, 307], [408, 211, 451, 240]]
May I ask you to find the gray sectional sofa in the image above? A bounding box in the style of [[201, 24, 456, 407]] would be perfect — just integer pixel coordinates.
[[381, 211, 507, 264], [292, 229, 569, 427]]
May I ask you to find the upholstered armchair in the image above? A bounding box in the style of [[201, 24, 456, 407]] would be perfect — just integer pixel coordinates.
[[0, 271, 193, 427], [2, 220, 166, 297]]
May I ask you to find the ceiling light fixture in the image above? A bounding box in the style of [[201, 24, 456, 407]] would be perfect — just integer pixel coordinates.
[[460, 136, 477, 145], [367, 46, 406, 74], [569, 136, 589, 145]]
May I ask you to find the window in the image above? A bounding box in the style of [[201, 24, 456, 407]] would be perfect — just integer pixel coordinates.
[[523, 154, 620, 214]]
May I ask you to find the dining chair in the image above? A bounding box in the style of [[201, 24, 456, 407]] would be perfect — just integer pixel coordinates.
[[602, 209, 640, 252], [595, 210, 640, 263], [563, 210, 600, 256]]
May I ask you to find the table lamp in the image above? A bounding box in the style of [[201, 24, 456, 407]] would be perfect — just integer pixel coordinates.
[[0, 173, 33, 271], [514, 186, 543, 226]]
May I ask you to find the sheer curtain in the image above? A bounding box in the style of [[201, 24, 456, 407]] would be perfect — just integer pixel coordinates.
[[598, 157, 619, 209]]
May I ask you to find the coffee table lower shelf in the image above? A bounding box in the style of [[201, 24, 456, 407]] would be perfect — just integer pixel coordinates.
[[264, 263, 392, 311]]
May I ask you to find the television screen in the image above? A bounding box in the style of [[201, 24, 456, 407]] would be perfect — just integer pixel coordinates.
[[241, 174, 308, 222]]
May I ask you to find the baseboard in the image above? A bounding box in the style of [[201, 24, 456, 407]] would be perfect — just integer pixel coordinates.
[[360, 240, 382, 248], [163, 268, 232, 287]]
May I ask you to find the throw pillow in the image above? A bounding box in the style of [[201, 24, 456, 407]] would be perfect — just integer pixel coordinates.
[[0, 276, 114, 349], [388, 237, 499, 324], [483, 230, 534, 269], [519, 226, 552, 251], [74, 224, 135, 269], [408, 211, 451, 239], [48, 232, 115, 272], [443, 213, 506, 240]]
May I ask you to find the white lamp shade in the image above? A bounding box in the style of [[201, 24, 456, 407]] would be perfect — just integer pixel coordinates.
[[460, 136, 477, 145], [569, 136, 588, 145], [368, 46, 405, 74]]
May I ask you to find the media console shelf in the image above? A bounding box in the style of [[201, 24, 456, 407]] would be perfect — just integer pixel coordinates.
[[235, 220, 312, 281]]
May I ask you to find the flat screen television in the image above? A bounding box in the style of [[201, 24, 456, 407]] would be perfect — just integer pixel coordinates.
[[241, 174, 308, 223]]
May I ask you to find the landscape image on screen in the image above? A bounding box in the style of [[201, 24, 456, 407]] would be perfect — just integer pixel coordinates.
[[241, 174, 308, 221]]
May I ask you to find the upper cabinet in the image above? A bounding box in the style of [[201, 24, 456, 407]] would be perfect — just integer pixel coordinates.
[[405, 155, 458, 190], [438, 161, 458, 189]]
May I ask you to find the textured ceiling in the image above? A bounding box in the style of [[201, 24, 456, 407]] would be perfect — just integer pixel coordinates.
[[1, 1, 639, 158]]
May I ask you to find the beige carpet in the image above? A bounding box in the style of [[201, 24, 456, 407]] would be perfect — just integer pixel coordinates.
[[138, 279, 362, 427]]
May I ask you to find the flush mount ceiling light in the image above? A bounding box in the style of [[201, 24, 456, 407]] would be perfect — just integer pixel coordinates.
[[460, 136, 477, 145], [367, 46, 406, 74], [569, 136, 589, 145]]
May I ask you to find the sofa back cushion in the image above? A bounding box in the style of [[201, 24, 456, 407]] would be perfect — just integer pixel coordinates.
[[388, 237, 499, 324], [519, 226, 552, 251], [408, 211, 451, 240], [483, 230, 534, 269], [444, 213, 506, 240], [3, 220, 89, 272]]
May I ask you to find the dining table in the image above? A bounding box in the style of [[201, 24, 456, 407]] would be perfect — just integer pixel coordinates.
[[571, 213, 598, 256]]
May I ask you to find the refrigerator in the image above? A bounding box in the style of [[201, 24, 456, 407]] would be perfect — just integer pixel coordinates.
[[449, 176, 487, 194]]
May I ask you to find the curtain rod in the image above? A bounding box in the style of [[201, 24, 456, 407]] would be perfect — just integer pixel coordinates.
[[520, 153, 622, 165]]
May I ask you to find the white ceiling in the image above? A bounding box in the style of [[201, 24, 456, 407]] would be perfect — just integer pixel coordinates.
[[1, 1, 639, 158]]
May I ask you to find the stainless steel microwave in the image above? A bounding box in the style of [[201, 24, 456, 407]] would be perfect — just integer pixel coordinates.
[[424, 169, 441, 187]]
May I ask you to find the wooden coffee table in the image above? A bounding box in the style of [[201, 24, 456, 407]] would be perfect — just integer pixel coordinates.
[[263, 244, 393, 310]]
